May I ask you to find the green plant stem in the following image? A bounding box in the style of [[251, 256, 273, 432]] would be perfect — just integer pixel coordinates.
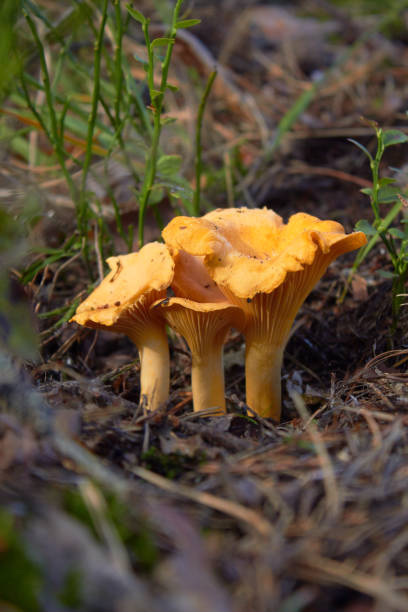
[[341, 197, 404, 303], [23, 9, 76, 205], [79, 0, 109, 258], [138, 0, 184, 247], [21, 72, 109, 135], [20, 71, 52, 142], [193, 69, 217, 216], [25, 0, 120, 136], [370, 127, 384, 225], [113, 0, 124, 127], [391, 263, 408, 334]]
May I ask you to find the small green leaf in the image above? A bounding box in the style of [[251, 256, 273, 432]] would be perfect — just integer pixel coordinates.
[[360, 187, 373, 197], [355, 219, 376, 236], [132, 53, 148, 67], [348, 138, 373, 161], [148, 186, 164, 205], [383, 129, 408, 148], [179, 195, 196, 215], [160, 116, 177, 126], [150, 89, 163, 100], [151, 37, 174, 49], [176, 19, 201, 29], [378, 177, 396, 187], [377, 185, 400, 204], [21, 252, 75, 284], [157, 154, 182, 176], [166, 83, 179, 92], [126, 5, 146, 25], [377, 269, 397, 279], [388, 228, 406, 239]]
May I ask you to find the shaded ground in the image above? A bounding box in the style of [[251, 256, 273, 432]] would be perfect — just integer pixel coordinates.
[[2, 1, 408, 610]]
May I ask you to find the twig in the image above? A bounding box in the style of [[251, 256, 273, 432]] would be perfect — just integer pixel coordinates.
[[336, 403, 395, 423], [48, 252, 81, 301], [288, 161, 372, 188], [92, 219, 104, 283], [84, 330, 99, 366]]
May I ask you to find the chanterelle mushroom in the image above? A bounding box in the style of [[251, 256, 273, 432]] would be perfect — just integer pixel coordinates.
[[163, 207, 367, 420], [71, 242, 174, 412], [157, 297, 243, 415]]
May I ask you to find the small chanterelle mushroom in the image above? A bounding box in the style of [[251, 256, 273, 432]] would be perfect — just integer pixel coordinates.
[[157, 297, 243, 415], [71, 242, 174, 411], [153, 248, 243, 415], [162, 207, 367, 420]]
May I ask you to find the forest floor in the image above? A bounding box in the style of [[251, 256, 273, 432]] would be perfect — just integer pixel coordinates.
[[2, 1, 408, 611]]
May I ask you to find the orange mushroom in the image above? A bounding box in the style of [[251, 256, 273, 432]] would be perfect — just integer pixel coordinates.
[[163, 207, 367, 420], [169, 249, 225, 303], [157, 297, 243, 415], [152, 249, 242, 414], [71, 242, 174, 412]]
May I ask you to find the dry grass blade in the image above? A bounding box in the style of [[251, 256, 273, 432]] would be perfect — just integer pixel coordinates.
[[290, 390, 341, 515], [336, 404, 395, 422], [130, 464, 273, 538], [79, 479, 131, 573], [296, 555, 408, 611], [53, 433, 129, 496]]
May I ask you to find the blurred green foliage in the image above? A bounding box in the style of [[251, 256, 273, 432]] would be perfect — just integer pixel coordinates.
[[142, 445, 206, 479], [0, 206, 39, 361], [0, 0, 22, 101], [63, 485, 159, 573], [0, 509, 42, 611], [331, 0, 408, 34], [58, 568, 83, 608], [349, 125, 408, 332], [332, 0, 405, 12], [0, 1, 39, 361]]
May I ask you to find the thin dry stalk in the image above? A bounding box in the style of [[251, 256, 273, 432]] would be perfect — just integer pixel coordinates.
[[290, 390, 341, 516], [296, 555, 408, 611], [130, 464, 273, 538]]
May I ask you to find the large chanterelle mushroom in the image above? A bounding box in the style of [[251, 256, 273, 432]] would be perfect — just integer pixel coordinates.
[[162, 207, 367, 420], [71, 242, 174, 412]]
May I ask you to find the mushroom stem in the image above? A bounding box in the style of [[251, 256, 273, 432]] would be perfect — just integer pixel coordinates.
[[128, 324, 170, 412], [159, 299, 242, 416], [191, 342, 226, 415], [245, 341, 284, 420]]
